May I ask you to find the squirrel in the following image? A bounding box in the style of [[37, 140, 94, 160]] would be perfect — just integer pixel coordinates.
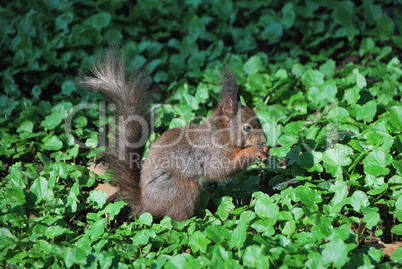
[[82, 49, 269, 222]]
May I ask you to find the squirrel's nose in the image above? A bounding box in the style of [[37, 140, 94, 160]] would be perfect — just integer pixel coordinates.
[[260, 135, 267, 145], [253, 135, 267, 145]]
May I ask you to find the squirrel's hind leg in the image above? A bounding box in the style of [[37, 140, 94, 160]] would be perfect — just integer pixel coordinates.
[[138, 173, 201, 222]]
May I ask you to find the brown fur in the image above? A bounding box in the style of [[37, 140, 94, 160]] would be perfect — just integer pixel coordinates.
[[82, 49, 268, 222]]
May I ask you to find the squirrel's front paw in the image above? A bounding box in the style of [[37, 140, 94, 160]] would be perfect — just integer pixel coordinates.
[[245, 146, 268, 162], [255, 146, 269, 162]]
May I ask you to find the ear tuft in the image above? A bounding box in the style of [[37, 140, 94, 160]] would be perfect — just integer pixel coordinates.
[[220, 65, 238, 118]]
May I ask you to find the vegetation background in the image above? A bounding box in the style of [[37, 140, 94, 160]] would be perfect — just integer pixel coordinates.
[[1, 0, 402, 268]]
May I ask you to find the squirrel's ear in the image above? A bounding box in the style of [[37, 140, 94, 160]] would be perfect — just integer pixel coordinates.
[[220, 66, 238, 118]]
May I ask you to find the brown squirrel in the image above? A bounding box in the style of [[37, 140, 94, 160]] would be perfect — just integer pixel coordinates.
[[82, 49, 268, 222]]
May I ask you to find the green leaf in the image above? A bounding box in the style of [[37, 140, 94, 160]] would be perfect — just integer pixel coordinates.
[[132, 230, 156, 245], [61, 80, 76, 96], [395, 196, 402, 222], [104, 201, 125, 220], [189, 231, 211, 253], [64, 246, 89, 268], [301, 70, 324, 89], [243, 55, 264, 75], [363, 150, 392, 177], [205, 226, 231, 245], [306, 81, 337, 109], [319, 59, 336, 77], [181, 92, 199, 111], [363, 1, 383, 26], [88, 190, 107, 209], [254, 193, 279, 219], [296, 151, 323, 172], [32, 85, 41, 99], [5, 187, 26, 206], [298, 186, 322, 211], [282, 220, 296, 236], [85, 12, 111, 30], [306, 252, 325, 269], [85, 218, 107, 241], [355, 73, 367, 89], [188, 15, 205, 41], [55, 12, 74, 31], [242, 245, 270, 269], [40, 112, 63, 130], [322, 239, 347, 268], [359, 37, 375, 56], [282, 3, 295, 29], [30, 177, 54, 204], [41, 135, 63, 151], [389, 106, 402, 130], [362, 212, 381, 229], [284, 121, 303, 133], [356, 100, 376, 123], [229, 211, 253, 249], [17, 120, 34, 133], [343, 86, 360, 106], [392, 246, 402, 263], [329, 181, 348, 208], [323, 144, 353, 179], [261, 22, 283, 42], [216, 196, 235, 220], [138, 213, 153, 226], [350, 190, 369, 212], [391, 224, 402, 236], [85, 135, 98, 148]]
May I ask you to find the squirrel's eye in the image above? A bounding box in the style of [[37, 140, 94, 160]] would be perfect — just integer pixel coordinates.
[[243, 125, 251, 133]]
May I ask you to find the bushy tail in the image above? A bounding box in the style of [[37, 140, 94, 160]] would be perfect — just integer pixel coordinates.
[[81, 48, 154, 204]]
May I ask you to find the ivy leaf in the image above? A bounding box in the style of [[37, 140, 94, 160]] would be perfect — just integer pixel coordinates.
[[40, 112, 63, 130], [391, 224, 402, 236], [301, 70, 324, 89], [242, 245, 270, 268], [132, 230, 156, 246], [395, 196, 402, 222], [205, 226, 231, 246], [88, 190, 107, 209], [323, 144, 353, 179], [392, 246, 402, 263], [322, 239, 347, 268], [350, 191, 369, 212], [103, 201, 125, 221], [17, 120, 34, 133], [30, 177, 54, 204], [296, 151, 323, 172], [85, 12, 111, 30], [41, 135, 63, 151], [319, 59, 336, 77], [362, 212, 381, 229], [356, 100, 376, 123], [363, 150, 392, 177], [298, 186, 322, 211], [189, 231, 211, 253], [389, 106, 402, 130], [243, 55, 264, 75], [254, 193, 279, 219], [85, 219, 107, 241], [138, 213, 153, 226], [216, 197, 235, 220], [229, 211, 253, 249]]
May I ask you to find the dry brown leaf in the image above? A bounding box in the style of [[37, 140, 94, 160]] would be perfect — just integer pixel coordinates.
[[88, 163, 108, 176], [95, 183, 119, 199], [383, 242, 402, 258]]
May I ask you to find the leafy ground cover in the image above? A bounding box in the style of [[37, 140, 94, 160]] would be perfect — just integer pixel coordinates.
[[1, 0, 402, 268]]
